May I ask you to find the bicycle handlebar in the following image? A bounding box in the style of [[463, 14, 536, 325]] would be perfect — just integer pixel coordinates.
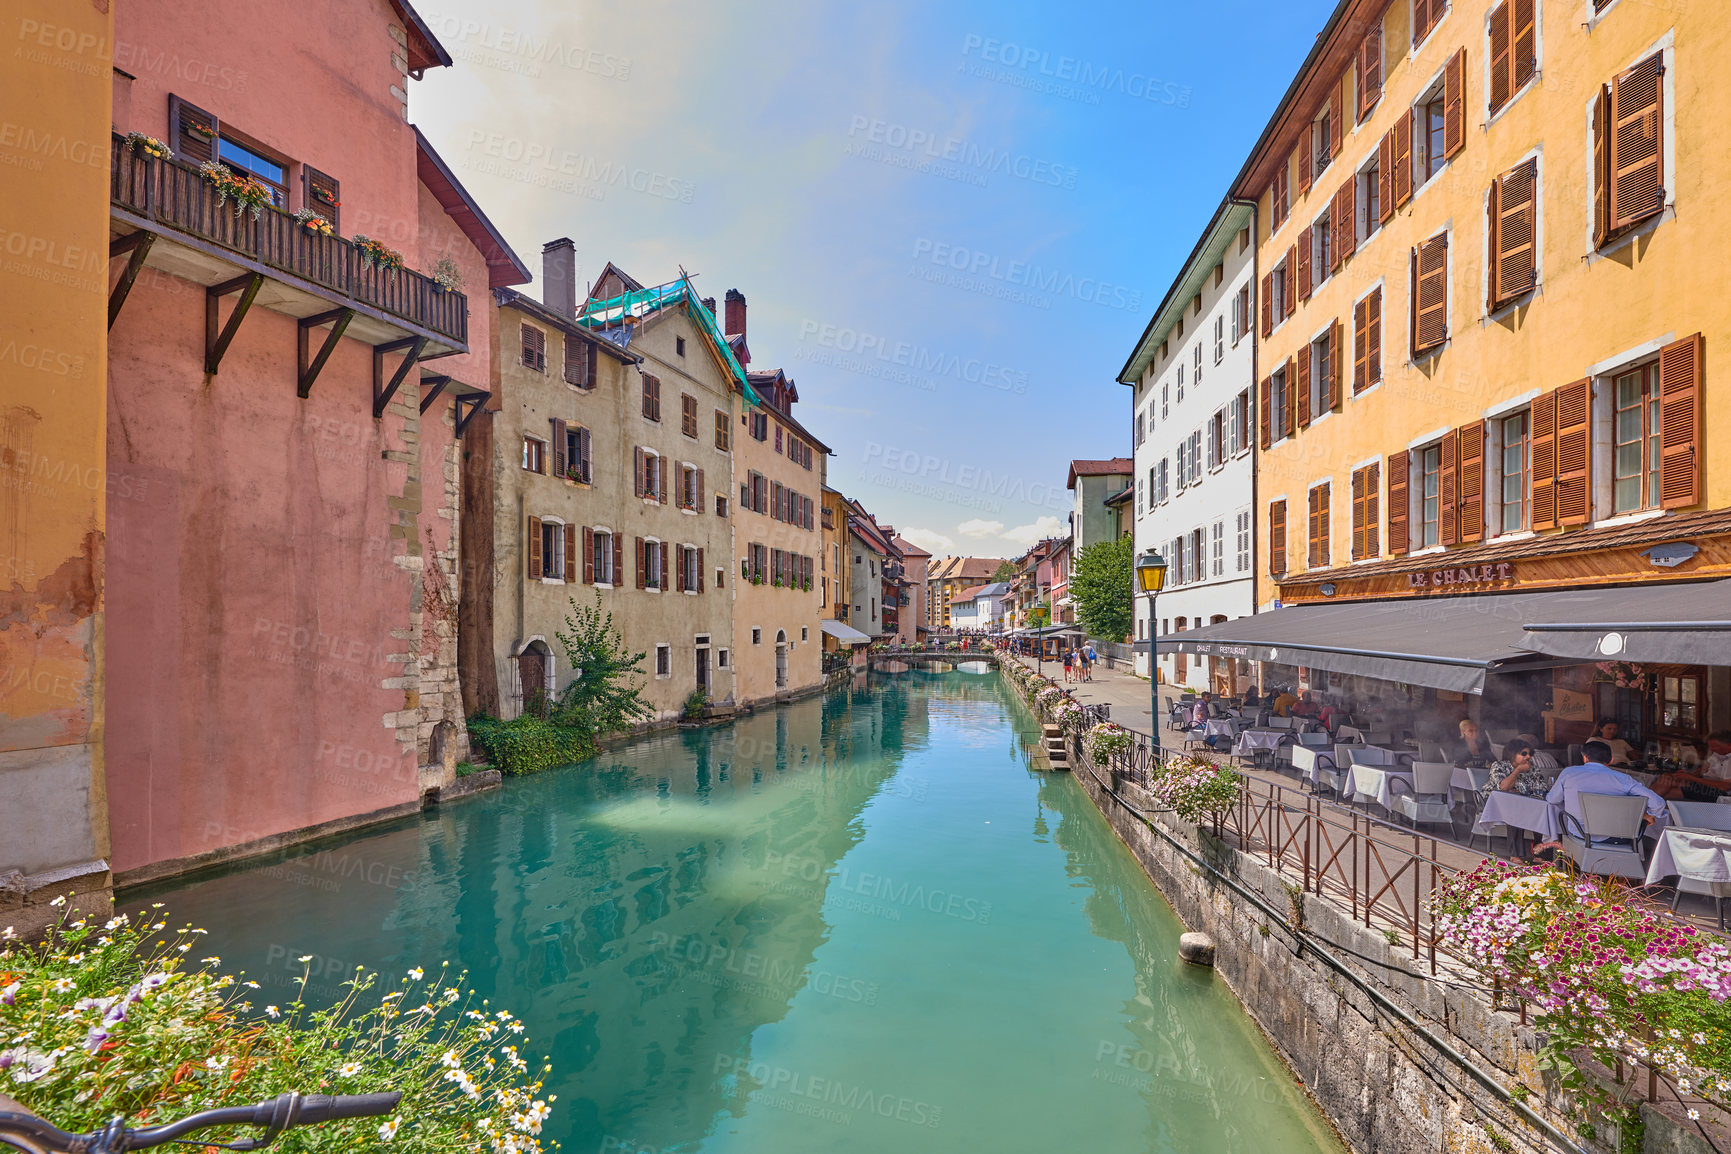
[[0, 1091, 402, 1153]]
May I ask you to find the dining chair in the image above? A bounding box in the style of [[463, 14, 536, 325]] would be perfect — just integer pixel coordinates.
[[1392, 762, 1457, 835], [1662, 829, 1731, 931], [1560, 794, 1649, 880], [1667, 800, 1731, 833]]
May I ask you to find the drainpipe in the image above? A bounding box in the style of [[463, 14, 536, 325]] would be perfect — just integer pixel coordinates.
[[1228, 195, 1260, 621]]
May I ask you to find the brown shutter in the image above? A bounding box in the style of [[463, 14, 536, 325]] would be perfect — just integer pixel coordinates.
[[1529, 389, 1558, 530], [661, 542, 668, 591], [658, 458, 667, 503], [1283, 245, 1297, 317], [1414, 235, 1449, 354], [583, 527, 595, 584], [303, 165, 341, 233], [633, 447, 644, 496], [1554, 378, 1591, 526], [1489, 0, 1512, 115], [528, 516, 543, 579], [168, 95, 219, 165], [1593, 85, 1613, 247], [1366, 289, 1383, 385], [1359, 22, 1382, 118], [1351, 468, 1366, 560], [695, 467, 705, 511], [1457, 421, 1486, 543], [577, 426, 591, 483], [1258, 376, 1272, 450], [1260, 272, 1273, 337], [1411, 0, 1429, 44], [1439, 428, 1460, 546], [1282, 358, 1296, 439], [551, 418, 567, 479], [1393, 110, 1413, 207], [1444, 49, 1466, 159], [1610, 53, 1664, 232], [1328, 83, 1343, 157], [1269, 500, 1287, 575], [1353, 298, 1369, 395], [1493, 159, 1537, 307], [564, 525, 578, 582], [1296, 126, 1313, 197], [1297, 228, 1313, 301], [1326, 320, 1343, 411], [698, 548, 706, 592], [636, 538, 646, 589], [1512, 0, 1536, 93], [1307, 488, 1319, 567], [1387, 451, 1410, 555], [1336, 180, 1357, 262], [1377, 129, 1396, 224], [1319, 484, 1331, 567], [613, 534, 623, 584], [1365, 463, 1380, 557], [1658, 333, 1703, 509], [1486, 175, 1502, 313], [1296, 345, 1313, 429]]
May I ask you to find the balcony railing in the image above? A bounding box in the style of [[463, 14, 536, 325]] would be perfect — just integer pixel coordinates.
[[110, 135, 467, 346]]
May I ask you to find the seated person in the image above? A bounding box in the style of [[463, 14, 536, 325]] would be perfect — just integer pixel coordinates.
[[1316, 700, 1348, 732], [1270, 688, 1299, 718], [1654, 730, 1731, 800], [1592, 720, 1637, 767], [1479, 741, 1547, 800], [1241, 686, 1263, 707], [1454, 720, 1495, 766], [1291, 691, 1321, 719], [1532, 741, 1665, 853]]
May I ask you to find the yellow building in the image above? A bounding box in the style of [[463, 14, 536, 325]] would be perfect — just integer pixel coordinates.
[[1, 0, 115, 933], [1217, 0, 1730, 740]]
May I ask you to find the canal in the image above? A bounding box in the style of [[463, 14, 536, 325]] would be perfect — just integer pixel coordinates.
[[135, 670, 1342, 1154]]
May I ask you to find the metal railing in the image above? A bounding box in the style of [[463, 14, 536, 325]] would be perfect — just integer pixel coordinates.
[[110, 135, 468, 344]]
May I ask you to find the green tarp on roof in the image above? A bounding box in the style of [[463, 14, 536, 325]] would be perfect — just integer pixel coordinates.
[[577, 274, 761, 407]]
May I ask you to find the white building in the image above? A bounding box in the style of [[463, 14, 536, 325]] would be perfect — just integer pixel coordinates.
[[1118, 198, 1258, 693], [948, 581, 1011, 631]]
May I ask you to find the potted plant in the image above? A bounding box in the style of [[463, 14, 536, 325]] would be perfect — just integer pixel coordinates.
[[352, 234, 405, 272], [433, 254, 464, 292], [123, 132, 172, 160], [199, 161, 272, 220], [292, 207, 334, 235]]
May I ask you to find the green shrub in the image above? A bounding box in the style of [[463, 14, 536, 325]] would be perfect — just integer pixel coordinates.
[[466, 714, 592, 776]]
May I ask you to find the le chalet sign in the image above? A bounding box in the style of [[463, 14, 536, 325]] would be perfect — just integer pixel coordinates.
[[1405, 561, 1517, 590]]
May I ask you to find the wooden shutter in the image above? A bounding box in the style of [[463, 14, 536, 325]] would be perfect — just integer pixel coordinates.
[[1335, 180, 1357, 263], [304, 165, 341, 232], [633, 447, 644, 496], [1658, 333, 1703, 509], [1439, 428, 1460, 546], [1269, 500, 1287, 575], [1457, 421, 1486, 542], [1297, 228, 1313, 301], [1260, 272, 1273, 337], [682, 393, 698, 438], [1554, 378, 1591, 526], [612, 534, 623, 586], [1366, 289, 1382, 385], [551, 418, 567, 479], [1308, 484, 1331, 568], [1393, 110, 1413, 207], [520, 325, 545, 371], [1512, 0, 1536, 93], [1444, 49, 1466, 160], [168, 95, 219, 165], [1296, 346, 1313, 429], [1282, 358, 1297, 439], [1258, 376, 1272, 449], [1353, 298, 1369, 395], [636, 538, 646, 589], [657, 458, 667, 503], [583, 528, 595, 584], [1387, 451, 1410, 555], [1489, 0, 1512, 114], [1492, 159, 1537, 308], [695, 467, 705, 512], [1593, 86, 1612, 247], [1610, 53, 1664, 232], [1351, 468, 1367, 560], [564, 525, 577, 583], [1326, 320, 1343, 411], [1283, 245, 1297, 317], [1377, 128, 1396, 224], [697, 548, 706, 593], [1529, 389, 1558, 530], [1328, 83, 1343, 157], [577, 426, 591, 483], [1413, 235, 1449, 354], [1364, 463, 1380, 557], [1296, 126, 1313, 197], [1359, 23, 1383, 119], [528, 516, 543, 579]]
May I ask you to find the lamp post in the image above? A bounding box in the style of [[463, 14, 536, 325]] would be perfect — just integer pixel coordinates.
[[1134, 550, 1169, 772]]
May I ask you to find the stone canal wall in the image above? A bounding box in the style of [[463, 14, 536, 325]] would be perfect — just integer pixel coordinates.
[[993, 653, 1714, 1154]]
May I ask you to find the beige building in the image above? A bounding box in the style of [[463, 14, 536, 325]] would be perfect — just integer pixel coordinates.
[[926, 556, 1008, 630], [889, 536, 931, 645], [732, 350, 830, 705], [472, 242, 739, 725]]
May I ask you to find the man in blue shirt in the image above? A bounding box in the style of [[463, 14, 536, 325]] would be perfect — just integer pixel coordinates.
[[1533, 740, 1665, 852]]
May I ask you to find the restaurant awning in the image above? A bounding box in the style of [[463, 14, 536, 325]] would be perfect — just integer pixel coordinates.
[[1517, 578, 1731, 666], [820, 619, 872, 645]]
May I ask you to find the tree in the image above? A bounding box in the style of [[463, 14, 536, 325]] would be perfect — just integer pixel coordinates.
[[551, 592, 654, 736], [990, 560, 1018, 582], [1070, 534, 1134, 641]]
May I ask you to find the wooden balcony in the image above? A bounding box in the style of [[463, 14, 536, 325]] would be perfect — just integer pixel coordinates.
[[108, 134, 468, 364]]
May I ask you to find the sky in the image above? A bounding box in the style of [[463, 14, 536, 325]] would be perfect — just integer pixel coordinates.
[[412, 0, 1340, 559]]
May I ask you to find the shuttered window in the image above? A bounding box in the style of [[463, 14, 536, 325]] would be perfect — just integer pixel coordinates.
[[1283, 245, 1296, 318], [681, 393, 698, 438], [1332, 181, 1357, 268], [1271, 161, 1290, 230], [1487, 0, 1536, 116], [1352, 289, 1381, 394], [521, 324, 546, 372], [1296, 346, 1312, 430], [1554, 378, 1591, 526], [564, 335, 596, 388], [1657, 333, 1703, 509], [1307, 484, 1331, 569], [1457, 420, 1486, 543], [303, 166, 341, 233], [1351, 463, 1380, 560], [1297, 227, 1313, 301], [1444, 49, 1466, 160], [1377, 129, 1396, 224], [1439, 430, 1461, 546], [1296, 127, 1313, 197], [1488, 158, 1537, 310], [1258, 375, 1272, 450], [1325, 320, 1343, 412], [714, 409, 730, 451], [551, 418, 567, 479], [527, 516, 542, 580], [169, 95, 220, 165], [1529, 390, 1557, 530], [1260, 272, 1273, 338], [1411, 233, 1449, 355], [1269, 500, 1287, 575], [1357, 22, 1383, 121], [1281, 358, 1297, 440], [641, 373, 661, 421], [1387, 451, 1410, 555], [1393, 107, 1414, 207], [1595, 52, 1665, 244], [1412, 0, 1448, 48]]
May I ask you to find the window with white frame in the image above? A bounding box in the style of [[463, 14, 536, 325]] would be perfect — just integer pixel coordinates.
[[1230, 391, 1249, 454], [1162, 380, 1169, 420], [1213, 315, 1225, 363], [655, 644, 671, 677], [540, 520, 565, 580], [1193, 342, 1203, 385], [1358, 155, 1382, 241], [1311, 210, 1332, 287], [644, 539, 663, 589], [1235, 510, 1251, 571], [1211, 520, 1225, 576], [592, 529, 615, 584], [1176, 361, 1185, 404]]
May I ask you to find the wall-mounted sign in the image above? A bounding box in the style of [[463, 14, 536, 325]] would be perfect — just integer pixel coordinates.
[[1405, 562, 1516, 590]]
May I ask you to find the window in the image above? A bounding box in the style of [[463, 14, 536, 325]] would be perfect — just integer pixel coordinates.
[[1308, 332, 1331, 420], [1193, 342, 1203, 385], [1351, 463, 1381, 559], [1420, 444, 1443, 547], [540, 521, 566, 580], [775, 426, 783, 453], [1236, 510, 1251, 572], [521, 325, 546, 372], [1357, 19, 1384, 121], [1413, 52, 1467, 187], [715, 409, 730, 452], [1353, 288, 1383, 393], [642, 540, 663, 590], [655, 644, 671, 677], [1208, 411, 1225, 471], [1230, 392, 1249, 454], [752, 627, 762, 646], [592, 530, 615, 584], [1268, 365, 1288, 442], [1412, 232, 1450, 356], [1307, 484, 1331, 569], [1659, 674, 1700, 733], [1176, 438, 1190, 491], [1488, 159, 1538, 310], [1311, 212, 1332, 290], [1271, 263, 1287, 326], [717, 649, 730, 669], [1271, 160, 1290, 230], [1136, 477, 1144, 516], [1213, 315, 1224, 363], [636, 450, 663, 501], [1500, 411, 1529, 532], [641, 373, 661, 421], [1211, 521, 1225, 577], [1135, 411, 1145, 448], [677, 545, 701, 592], [1161, 381, 1169, 420], [1269, 500, 1288, 575], [802, 627, 809, 642], [1313, 107, 1333, 179], [1360, 158, 1381, 241], [1176, 361, 1185, 404], [168, 98, 289, 208], [750, 411, 769, 441], [681, 393, 698, 438], [522, 437, 545, 474], [1613, 362, 1662, 513], [563, 335, 596, 388], [715, 494, 728, 517], [1156, 459, 1169, 504], [1487, 0, 1536, 117], [1232, 286, 1250, 344], [1593, 53, 1665, 247], [679, 464, 701, 511], [1412, 0, 1448, 48], [676, 336, 686, 357], [565, 424, 592, 484], [215, 136, 288, 206]]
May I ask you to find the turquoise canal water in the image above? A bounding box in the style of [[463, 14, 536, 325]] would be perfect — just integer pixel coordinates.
[[135, 670, 1342, 1154]]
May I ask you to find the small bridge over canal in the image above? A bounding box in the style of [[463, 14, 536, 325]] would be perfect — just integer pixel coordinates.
[[866, 649, 999, 671]]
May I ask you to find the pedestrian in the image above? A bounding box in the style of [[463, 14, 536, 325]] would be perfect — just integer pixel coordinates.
[[1084, 643, 1097, 681], [1062, 648, 1074, 682]]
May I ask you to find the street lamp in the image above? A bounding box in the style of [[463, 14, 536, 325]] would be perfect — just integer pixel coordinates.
[[1134, 551, 1169, 770]]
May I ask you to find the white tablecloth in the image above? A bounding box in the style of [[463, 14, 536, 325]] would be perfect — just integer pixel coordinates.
[[1645, 828, 1731, 886], [1475, 791, 1560, 842], [1291, 744, 1342, 785], [1343, 764, 1412, 810], [1451, 766, 1491, 801], [1203, 718, 1239, 739], [1233, 729, 1287, 757]]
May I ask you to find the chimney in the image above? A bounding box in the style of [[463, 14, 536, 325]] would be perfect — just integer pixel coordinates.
[[724, 288, 746, 341], [702, 296, 716, 319], [542, 238, 576, 317]]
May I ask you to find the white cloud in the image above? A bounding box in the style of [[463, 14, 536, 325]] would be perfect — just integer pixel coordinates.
[[900, 528, 955, 555], [1002, 516, 1064, 547], [956, 519, 1004, 538]]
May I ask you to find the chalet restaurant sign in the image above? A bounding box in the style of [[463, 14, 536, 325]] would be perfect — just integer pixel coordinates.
[[1405, 561, 1517, 590]]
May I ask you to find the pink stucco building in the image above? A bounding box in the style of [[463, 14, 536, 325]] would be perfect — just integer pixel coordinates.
[[105, 0, 527, 880]]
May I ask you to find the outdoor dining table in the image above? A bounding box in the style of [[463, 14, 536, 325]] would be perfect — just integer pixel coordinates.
[[1473, 791, 1560, 843], [1232, 728, 1288, 758], [1203, 718, 1240, 739], [1645, 827, 1731, 887], [1290, 744, 1342, 786], [1342, 763, 1413, 811], [1450, 765, 1490, 802]]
